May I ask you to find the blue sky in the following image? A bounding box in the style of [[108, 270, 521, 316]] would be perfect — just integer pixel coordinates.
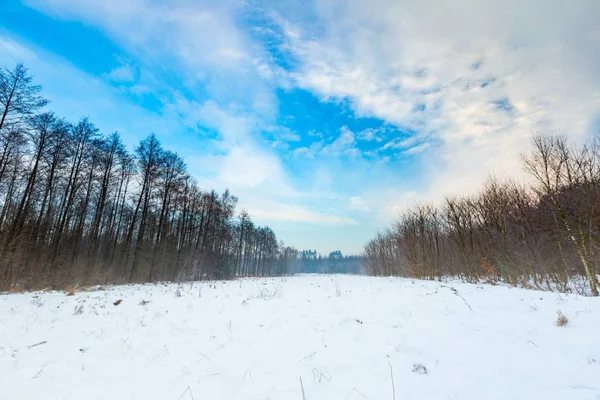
[[1, 0, 599, 254]]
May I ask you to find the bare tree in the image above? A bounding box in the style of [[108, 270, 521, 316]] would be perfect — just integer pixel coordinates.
[[0, 64, 48, 133]]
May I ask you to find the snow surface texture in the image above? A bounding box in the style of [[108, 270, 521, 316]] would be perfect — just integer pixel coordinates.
[[1, 275, 599, 400]]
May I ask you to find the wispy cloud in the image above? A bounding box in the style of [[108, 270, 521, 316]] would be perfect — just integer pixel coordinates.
[[245, 199, 358, 225], [0, 36, 38, 64], [106, 59, 137, 83], [270, 0, 600, 200], [348, 196, 370, 212], [321, 126, 356, 155], [356, 127, 384, 142]]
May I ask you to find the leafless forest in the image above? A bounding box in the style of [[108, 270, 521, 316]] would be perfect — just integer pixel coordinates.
[[3, 63, 599, 296], [365, 134, 600, 296], [0, 64, 302, 290]]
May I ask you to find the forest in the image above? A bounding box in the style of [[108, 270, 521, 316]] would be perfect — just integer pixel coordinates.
[[0, 63, 301, 290], [365, 134, 600, 296]]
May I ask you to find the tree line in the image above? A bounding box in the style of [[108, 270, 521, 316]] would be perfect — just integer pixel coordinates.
[[298, 250, 363, 274], [365, 134, 600, 296], [0, 63, 299, 290]]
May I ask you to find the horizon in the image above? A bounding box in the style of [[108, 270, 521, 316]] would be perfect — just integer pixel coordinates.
[[1, 0, 599, 255]]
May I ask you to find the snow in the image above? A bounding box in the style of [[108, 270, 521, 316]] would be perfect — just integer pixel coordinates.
[[1, 275, 599, 400]]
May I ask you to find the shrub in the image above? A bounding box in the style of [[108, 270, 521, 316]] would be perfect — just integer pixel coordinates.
[[556, 310, 568, 327]]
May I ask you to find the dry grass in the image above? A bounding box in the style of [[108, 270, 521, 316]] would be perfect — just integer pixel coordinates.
[[65, 284, 76, 296], [8, 282, 25, 293], [521, 282, 535, 290], [556, 310, 569, 327]]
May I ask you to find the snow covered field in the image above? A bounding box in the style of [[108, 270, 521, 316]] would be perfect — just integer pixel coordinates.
[[1, 275, 599, 400]]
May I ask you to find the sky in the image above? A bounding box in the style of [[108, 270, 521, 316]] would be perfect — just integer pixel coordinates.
[[1, 0, 599, 255]]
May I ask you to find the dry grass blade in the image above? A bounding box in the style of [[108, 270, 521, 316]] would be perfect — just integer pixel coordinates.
[[178, 386, 194, 400], [296, 351, 317, 364], [388, 358, 396, 400], [300, 377, 307, 400], [26, 341, 47, 349], [350, 387, 367, 399]]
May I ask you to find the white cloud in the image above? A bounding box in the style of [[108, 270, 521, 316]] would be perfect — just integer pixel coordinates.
[[348, 196, 369, 212], [218, 147, 290, 191], [24, 0, 247, 68], [321, 126, 357, 155], [292, 140, 324, 159], [381, 135, 423, 151], [244, 199, 358, 225], [357, 127, 384, 142], [403, 142, 430, 156], [23, 0, 276, 114], [264, 126, 302, 146], [171, 98, 359, 227], [274, 0, 600, 202], [0, 37, 39, 65], [107, 62, 137, 83], [166, 98, 299, 197]]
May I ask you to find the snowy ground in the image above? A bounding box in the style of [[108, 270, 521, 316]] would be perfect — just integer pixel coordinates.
[[1, 275, 599, 400]]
